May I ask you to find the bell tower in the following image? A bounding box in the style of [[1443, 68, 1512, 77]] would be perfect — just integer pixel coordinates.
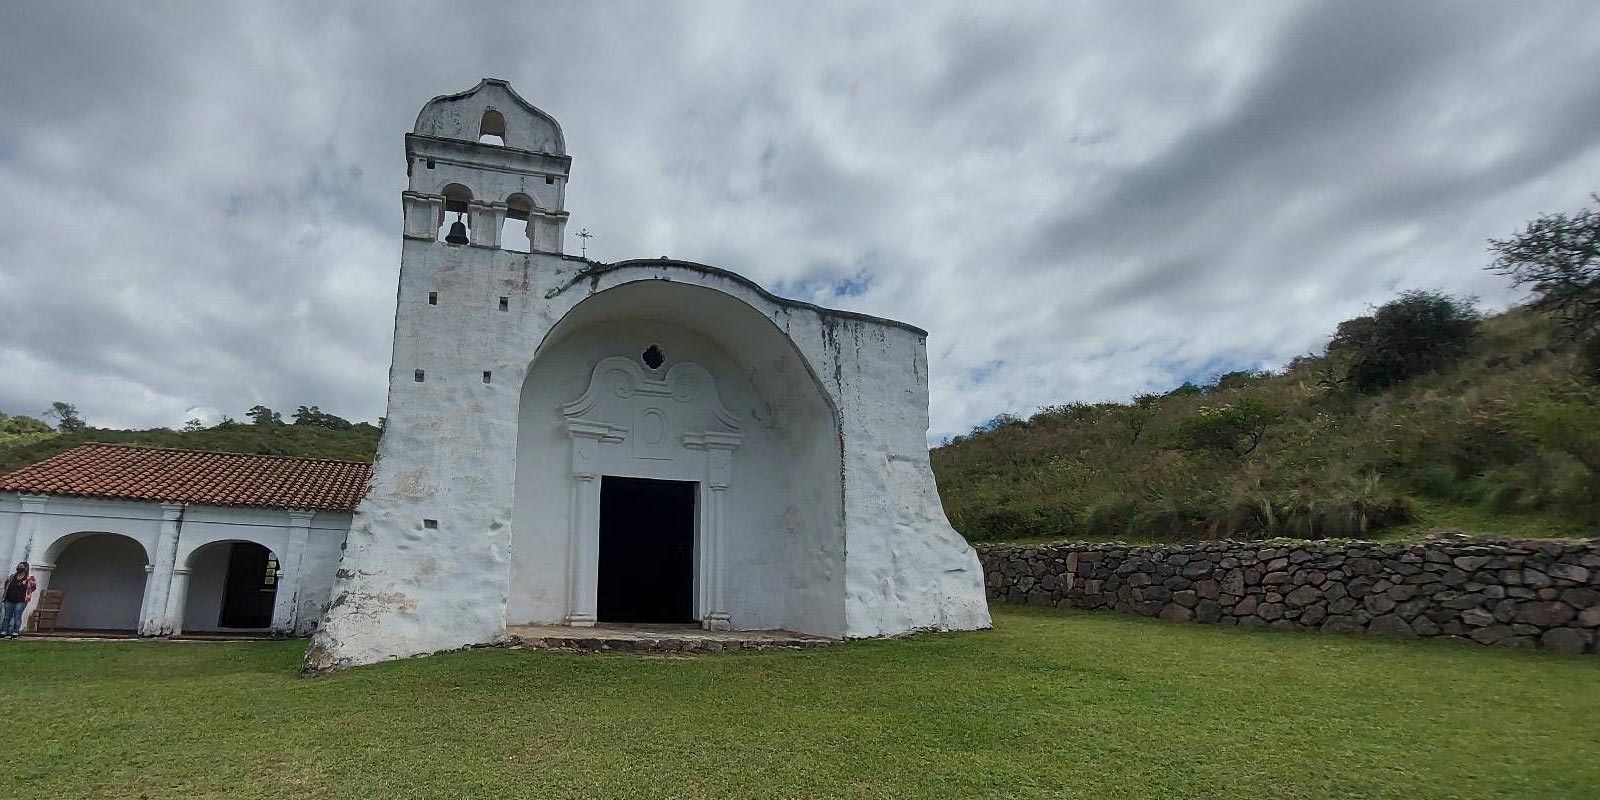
[[400, 78, 571, 253]]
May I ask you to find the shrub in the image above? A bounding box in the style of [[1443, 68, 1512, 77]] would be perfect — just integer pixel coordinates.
[[1175, 399, 1280, 457], [1582, 333, 1600, 384], [1326, 291, 1481, 392], [1509, 394, 1600, 476]]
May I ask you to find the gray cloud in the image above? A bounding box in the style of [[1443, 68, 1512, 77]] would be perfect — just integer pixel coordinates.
[[1, 1, 1598, 441]]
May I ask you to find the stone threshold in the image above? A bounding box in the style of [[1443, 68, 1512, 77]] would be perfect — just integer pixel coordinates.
[[504, 623, 837, 654]]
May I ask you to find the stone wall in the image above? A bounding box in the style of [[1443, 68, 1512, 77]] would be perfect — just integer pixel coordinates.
[[975, 535, 1600, 654]]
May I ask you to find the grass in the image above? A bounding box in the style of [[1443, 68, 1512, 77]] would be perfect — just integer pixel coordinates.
[[3, 606, 1597, 799], [1377, 498, 1598, 541], [985, 499, 1598, 548]]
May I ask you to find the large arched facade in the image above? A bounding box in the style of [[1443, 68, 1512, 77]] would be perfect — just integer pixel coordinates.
[[509, 281, 846, 636]]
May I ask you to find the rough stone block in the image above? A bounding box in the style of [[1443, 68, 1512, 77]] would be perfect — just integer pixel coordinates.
[[1367, 614, 1414, 636], [1515, 601, 1576, 627], [1159, 603, 1195, 622], [1550, 563, 1591, 584], [1541, 627, 1592, 654]]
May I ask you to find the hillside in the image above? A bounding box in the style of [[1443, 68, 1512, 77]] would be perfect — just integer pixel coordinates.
[[932, 304, 1600, 543], [3, 312, 1595, 548], [0, 421, 380, 474]]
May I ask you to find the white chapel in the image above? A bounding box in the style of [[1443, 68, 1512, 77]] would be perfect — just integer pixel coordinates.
[[306, 79, 990, 668]]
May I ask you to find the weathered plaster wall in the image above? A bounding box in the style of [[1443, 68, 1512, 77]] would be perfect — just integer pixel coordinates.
[[413, 78, 565, 155], [977, 537, 1600, 654], [50, 534, 147, 630], [309, 247, 990, 669], [182, 543, 235, 632], [511, 312, 844, 635], [0, 494, 347, 635]]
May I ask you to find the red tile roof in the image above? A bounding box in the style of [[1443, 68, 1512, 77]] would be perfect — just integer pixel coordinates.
[[0, 443, 371, 512]]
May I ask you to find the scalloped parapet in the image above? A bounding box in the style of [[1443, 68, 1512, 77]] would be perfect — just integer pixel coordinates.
[[413, 78, 566, 155]]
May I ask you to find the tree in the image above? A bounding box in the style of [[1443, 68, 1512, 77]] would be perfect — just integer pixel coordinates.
[[292, 405, 353, 430], [1175, 399, 1280, 458], [1211, 370, 1267, 392], [43, 401, 86, 433], [0, 413, 51, 436], [246, 405, 283, 426], [182, 418, 207, 432], [1489, 195, 1600, 338], [1325, 291, 1480, 392], [1122, 393, 1160, 444], [0, 411, 56, 449]]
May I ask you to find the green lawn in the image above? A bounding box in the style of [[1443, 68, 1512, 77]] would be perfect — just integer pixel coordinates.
[[3, 606, 1596, 799]]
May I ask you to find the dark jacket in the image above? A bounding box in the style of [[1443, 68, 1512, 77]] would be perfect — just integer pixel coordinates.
[[2, 572, 37, 604]]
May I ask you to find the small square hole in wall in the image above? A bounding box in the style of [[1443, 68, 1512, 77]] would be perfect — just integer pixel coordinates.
[[425, 158, 435, 169], [414, 369, 425, 382], [423, 518, 438, 529], [499, 296, 509, 312], [427, 291, 437, 305], [482, 371, 492, 384], [545, 175, 554, 185]]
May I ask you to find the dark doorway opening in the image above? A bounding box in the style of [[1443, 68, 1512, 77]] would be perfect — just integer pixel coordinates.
[[219, 542, 278, 628], [597, 476, 696, 624]]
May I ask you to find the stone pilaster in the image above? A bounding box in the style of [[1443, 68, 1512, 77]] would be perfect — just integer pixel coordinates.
[[272, 510, 315, 635], [138, 502, 185, 636], [7, 494, 47, 567]]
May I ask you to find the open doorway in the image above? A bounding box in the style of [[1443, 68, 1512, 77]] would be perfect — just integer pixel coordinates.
[[218, 542, 278, 629], [596, 477, 696, 624]]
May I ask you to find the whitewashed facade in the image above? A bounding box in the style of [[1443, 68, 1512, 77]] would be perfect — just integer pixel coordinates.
[[0, 492, 349, 636], [307, 79, 990, 670]]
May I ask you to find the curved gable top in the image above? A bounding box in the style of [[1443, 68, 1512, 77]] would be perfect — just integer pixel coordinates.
[[413, 78, 566, 155], [551, 258, 931, 337]]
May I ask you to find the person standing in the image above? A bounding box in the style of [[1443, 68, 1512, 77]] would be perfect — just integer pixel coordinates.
[[1, 562, 38, 638]]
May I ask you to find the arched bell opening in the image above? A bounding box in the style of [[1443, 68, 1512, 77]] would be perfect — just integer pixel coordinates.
[[478, 108, 507, 146], [502, 193, 535, 252], [438, 183, 473, 244]]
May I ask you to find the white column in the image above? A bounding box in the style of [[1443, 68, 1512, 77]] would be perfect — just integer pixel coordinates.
[[530, 210, 568, 254], [562, 426, 619, 627], [564, 473, 600, 626], [272, 510, 314, 635], [22, 562, 53, 632], [7, 494, 47, 567], [161, 567, 191, 637], [401, 191, 445, 240], [467, 200, 505, 248], [700, 445, 736, 631], [138, 502, 184, 636]]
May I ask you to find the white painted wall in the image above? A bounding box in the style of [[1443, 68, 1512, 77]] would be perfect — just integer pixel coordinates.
[[183, 542, 236, 632], [312, 251, 991, 669], [49, 534, 147, 630], [510, 313, 844, 635], [0, 494, 350, 635]]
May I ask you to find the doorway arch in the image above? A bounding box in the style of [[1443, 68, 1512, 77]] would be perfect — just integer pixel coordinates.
[[509, 281, 846, 637], [177, 540, 281, 634], [42, 532, 150, 632]]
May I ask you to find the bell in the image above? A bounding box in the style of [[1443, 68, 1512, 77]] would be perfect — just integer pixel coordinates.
[[444, 217, 469, 245]]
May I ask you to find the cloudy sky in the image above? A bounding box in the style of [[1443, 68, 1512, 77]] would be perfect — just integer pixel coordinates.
[[2, 1, 1598, 442]]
